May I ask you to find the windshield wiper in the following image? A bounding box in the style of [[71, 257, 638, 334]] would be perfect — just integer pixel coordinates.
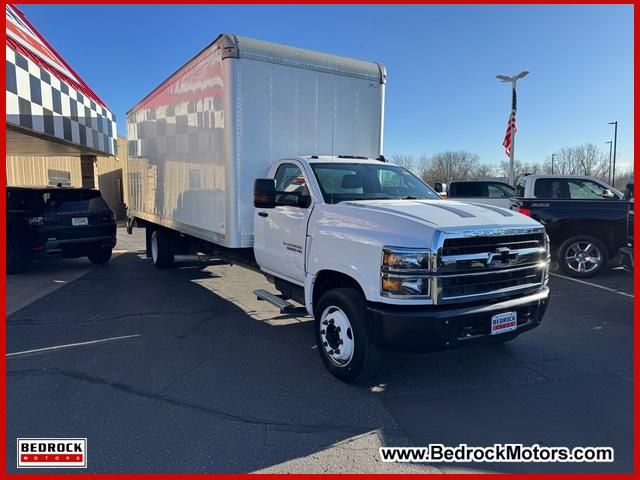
[[401, 196, 420, 200]]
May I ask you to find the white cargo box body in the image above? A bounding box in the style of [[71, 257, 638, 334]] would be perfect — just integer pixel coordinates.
[[127, 34, 386, 248]]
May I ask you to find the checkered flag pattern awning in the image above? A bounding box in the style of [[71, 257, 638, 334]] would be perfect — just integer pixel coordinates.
[[6, 44, 117, 156]]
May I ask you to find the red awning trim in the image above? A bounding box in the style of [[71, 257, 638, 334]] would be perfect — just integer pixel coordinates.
[[6, 5, 109, 111]]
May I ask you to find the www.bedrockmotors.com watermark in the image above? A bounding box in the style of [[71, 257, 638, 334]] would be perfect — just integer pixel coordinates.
[[380, 444, 614, 463]]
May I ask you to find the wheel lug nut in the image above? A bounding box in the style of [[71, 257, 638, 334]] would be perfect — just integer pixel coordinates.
[[322, 320, 328, 325], [334, 349, 340, 355], [329, 350, 334, 355], [338, 339, 343, 345], [323, 342, 328, 347], [320, 329, 325, 334], [336, 327, 341, 333]]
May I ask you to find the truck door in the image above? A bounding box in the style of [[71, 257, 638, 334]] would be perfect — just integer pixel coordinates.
[[254, 162, 312, 284]]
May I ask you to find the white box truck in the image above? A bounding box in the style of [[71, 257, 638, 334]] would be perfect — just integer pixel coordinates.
[[126, 34, 550, 383]]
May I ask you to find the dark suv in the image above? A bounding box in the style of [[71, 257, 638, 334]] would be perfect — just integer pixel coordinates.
[[7, 186, 117, 273]]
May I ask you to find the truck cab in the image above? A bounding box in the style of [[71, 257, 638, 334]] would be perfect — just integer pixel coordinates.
[[254, 156, 550, 382]]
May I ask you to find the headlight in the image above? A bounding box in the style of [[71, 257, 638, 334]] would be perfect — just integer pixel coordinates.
[[382, 247, 432, 272], [381, 247, 432, 298], [381, 274, 430, 297]]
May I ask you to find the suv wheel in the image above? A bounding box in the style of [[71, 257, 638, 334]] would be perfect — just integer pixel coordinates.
[[315, 288, 381, 383], [558, 235, 608, 278], [88, 247, 113, 265], [150, 229, 174, 269], [7, 238, 31, 274]]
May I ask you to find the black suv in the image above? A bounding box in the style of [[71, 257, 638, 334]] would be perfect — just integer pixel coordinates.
[[7, 186, 117, 273]]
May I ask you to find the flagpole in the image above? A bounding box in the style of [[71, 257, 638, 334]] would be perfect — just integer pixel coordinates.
[[497, 71, 529, 186], [509, 79, 516, 186]]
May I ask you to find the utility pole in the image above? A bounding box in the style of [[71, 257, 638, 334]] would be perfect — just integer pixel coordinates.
[[605, 141, 613, 184], [497, 71, 529, 185], [551, 153, 556, 174], [608, 121, 618, 188]]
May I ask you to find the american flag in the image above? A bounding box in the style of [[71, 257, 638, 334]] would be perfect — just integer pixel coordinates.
[[502, 88, 517, 157]]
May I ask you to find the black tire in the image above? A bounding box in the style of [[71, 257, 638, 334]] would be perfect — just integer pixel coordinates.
[[145, 226, 153, 258], [88, 247, 112, 264], [315, 288, 381, 383], [150, 229, 174, 269], [7, 238, 31, 274], [558, 235, 608, 278]]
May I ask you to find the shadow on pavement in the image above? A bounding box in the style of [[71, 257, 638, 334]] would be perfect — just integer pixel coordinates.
[[6, 250, 633, 473]]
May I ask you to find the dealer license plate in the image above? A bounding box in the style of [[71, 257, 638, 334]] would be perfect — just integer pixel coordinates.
[[490, 311, 517, 335], [72, 217, 89, 226]]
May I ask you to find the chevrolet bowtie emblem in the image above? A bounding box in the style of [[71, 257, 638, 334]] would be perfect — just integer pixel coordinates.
[[487, 247, 519, 267]]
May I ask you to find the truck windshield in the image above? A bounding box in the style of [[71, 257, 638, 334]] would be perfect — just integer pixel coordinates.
[[310, 163, 441, 204]]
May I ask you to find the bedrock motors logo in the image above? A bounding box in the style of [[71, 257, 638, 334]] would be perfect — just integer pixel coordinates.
[[17, 438, 87, 468]]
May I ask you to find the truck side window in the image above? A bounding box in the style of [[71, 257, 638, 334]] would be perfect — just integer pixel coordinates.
[[273, 163, 309, 207], [451, 182, 484, 197], [567, 179, 608, 200], [488, 183, 514, 198], [534, 179, 568, 199]]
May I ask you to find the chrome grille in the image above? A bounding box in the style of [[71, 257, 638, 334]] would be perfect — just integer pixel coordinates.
[[439, 265, 545, 300], [435, 228, 548, 304], [441, 233, 544, 256]]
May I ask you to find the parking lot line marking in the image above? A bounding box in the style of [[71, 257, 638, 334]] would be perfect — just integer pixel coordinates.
[[6, 334, 141, 358], [550, 273, 634, 298]]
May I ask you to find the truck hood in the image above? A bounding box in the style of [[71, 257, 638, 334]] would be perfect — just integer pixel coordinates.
[[341, 199, 540, 231]]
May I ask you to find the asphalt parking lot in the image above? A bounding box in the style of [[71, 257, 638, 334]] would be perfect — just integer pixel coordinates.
[[7, 228, 634, 473]]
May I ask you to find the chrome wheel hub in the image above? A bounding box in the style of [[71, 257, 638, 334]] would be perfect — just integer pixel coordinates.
[[319, 306, 354, 366], [565, 241, 601, 274]]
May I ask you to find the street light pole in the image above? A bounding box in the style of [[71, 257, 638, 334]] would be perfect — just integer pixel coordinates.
[[605, 141, 613, 184], [608, 121, 618, 188], [551, 153, 556, 174], [497, 71, 529, 185]]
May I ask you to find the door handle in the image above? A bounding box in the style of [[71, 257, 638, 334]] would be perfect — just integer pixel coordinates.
[[258, 212, 268, 218]]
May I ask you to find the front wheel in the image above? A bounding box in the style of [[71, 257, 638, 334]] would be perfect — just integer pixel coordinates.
[[558, 235, 608, 278], [315, 288, 381, 383]]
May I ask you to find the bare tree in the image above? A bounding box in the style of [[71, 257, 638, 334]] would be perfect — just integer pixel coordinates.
[[421, 150, 480, 185], [544, 143, 615, 182], [390, 154, 416, 173], [499, 159, 542, 182], [475, 163, 500, 179]]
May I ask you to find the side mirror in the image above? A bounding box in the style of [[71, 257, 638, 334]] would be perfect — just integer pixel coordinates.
[[434, 182, 443, 193], [602, 189, 616, 199], [254, 178, 276, 209], [297, 192, 312, 209]]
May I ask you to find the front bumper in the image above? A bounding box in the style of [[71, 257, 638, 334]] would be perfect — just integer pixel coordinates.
[[619, 245, 633, 272], [366, 287, 549, 352]]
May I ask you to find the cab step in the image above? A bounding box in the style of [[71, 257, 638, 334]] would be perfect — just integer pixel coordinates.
[[253, 289, 307, 315]]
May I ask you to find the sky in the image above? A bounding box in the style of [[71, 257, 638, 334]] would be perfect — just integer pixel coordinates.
[[19, 4, 634, 169]]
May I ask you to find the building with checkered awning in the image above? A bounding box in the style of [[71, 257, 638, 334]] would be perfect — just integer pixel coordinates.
[[5, 5, 126, 217]]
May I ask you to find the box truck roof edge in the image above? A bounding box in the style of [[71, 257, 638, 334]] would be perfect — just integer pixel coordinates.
[[127, 33, 386, 115]]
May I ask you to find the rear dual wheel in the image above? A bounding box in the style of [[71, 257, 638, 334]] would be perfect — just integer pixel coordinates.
[[150, 229, 174, 269]]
